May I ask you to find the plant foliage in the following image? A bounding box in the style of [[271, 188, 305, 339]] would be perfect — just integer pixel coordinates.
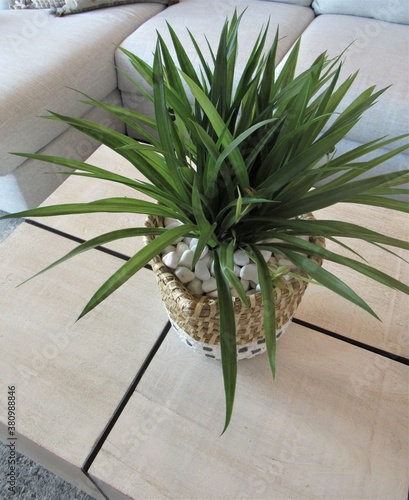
[[3, 11, 408, 430]]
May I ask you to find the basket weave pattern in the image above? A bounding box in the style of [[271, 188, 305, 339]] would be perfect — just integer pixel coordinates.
[[145, 214, 325, 347]]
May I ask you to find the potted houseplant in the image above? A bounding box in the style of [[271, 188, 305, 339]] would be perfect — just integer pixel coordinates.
[[2, 12, 408, 431]]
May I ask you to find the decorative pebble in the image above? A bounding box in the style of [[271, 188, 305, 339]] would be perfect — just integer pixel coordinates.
[[165, 222, 184, 243], [240, 263, 259, 283], [162, 251, 180, 269], [160, 233, 303, 300], [175, 241, 189, 255], [191, 244, 209, 260], [268, 256, 279, 266], [162, 245, 175, 255], [241, 279, 250, 292], [164, 217, 181, 227], [189, 238, 199, 249], [179, 249, 195, 269], [233, 249, 250, 266], [202, 253, 213, 269], [278, 258, 294, 268], [260, 249, 272, 262], [194, 260, 211, 281], [187, 278, 203, 295], [202, 277, 217, 293], [174, 266, 195, 283]]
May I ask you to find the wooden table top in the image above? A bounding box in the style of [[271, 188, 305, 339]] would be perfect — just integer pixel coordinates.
[[88, 322, 408, 500], [1, 144, 407, 499], [0, 223, 169, 498]]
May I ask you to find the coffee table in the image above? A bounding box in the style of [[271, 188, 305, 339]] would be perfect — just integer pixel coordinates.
[[0, 145, 407, 499]]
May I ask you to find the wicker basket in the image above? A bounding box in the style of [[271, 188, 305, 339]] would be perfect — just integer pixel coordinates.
[[145, 214, 325, 359]]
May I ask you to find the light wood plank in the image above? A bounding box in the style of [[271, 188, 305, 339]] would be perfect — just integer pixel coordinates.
[[0, 223, 168, 494], [35, 144, 153, 256], [296, 203, 409, 358], [89, 323, 409, 500]]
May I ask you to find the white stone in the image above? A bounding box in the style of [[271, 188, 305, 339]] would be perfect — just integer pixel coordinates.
[[194, 260, 211, 281], [240, 263, 259, 283], [174, 266, 196, 284], [256, 284, 261, 292], [187, 278, 203, 295], [233, 249, 250, 266], [183, 237, 193, 246], [246, 289, 257, 296], [260, 249, 272, 262], [165, 222, 184, 244], [162, 245, 175, 255], [210, 261, 215, 276], [234, 265, 241, 277], [268, 256, 279, 266], [162, 251, 180, 269], [202, 253, 213, 269], [175, 241, 189, 255], [207, 290, 219, 298], [179, 249, 195, 269], [202, 277, 217, 293], [240, 278, 250, 292], [278, 258, 294, 268], [164, 217, 181, 227], [191, 244, 209, 260], [189, 238, 199, 249]]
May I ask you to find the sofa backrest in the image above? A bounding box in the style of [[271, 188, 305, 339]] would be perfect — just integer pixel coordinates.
[[260, 0, 313, 6], [312, 0, 409, 25]]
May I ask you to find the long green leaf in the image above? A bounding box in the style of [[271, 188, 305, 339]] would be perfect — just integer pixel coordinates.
[[250, 244, 276, 378], [277, 248, 380, 319], [78, 224, 196, 319], [213, 247, 237, 433]]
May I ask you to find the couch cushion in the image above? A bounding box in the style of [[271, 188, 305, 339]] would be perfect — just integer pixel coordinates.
[[277, 14, 409, 152], [55, 0, 178, 16], [0, 4, 165, 176], [259, 0, 312, 6], [115, 0, 315, 137], [312, 0, 409, 25]]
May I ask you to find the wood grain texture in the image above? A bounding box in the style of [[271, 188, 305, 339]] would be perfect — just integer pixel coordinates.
[[34, 144, 153, 256], [296, 203, 409, 358], [89, 323, 409, 500], [0, 224, 168, 486]]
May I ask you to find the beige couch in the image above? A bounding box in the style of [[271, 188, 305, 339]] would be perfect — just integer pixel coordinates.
[[1, 0, 408, 212]]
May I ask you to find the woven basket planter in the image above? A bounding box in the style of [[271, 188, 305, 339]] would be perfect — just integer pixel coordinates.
[[145, 214, 325, 360]]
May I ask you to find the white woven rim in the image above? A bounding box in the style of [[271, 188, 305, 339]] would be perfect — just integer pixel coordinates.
[[170, 319, 292, 360]]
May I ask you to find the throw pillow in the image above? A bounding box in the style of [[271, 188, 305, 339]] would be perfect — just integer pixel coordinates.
[[54, 0, 178, 16], [10, 0, 64, 8], [312, 0, 409, 25]]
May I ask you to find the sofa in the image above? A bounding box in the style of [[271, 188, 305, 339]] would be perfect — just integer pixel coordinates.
[[1, 0, 408, 213]]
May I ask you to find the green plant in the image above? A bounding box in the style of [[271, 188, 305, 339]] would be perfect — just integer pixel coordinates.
[[3, 11, 408, 430]]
